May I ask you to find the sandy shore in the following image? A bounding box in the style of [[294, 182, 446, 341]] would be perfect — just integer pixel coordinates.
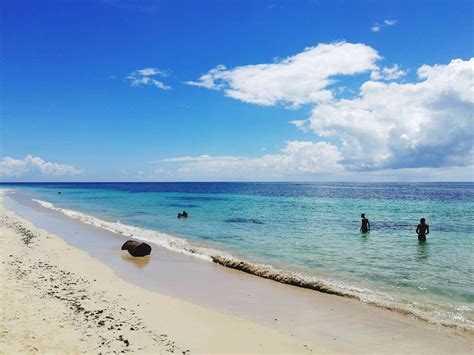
[[1, 191, 473, 354], [0, 193, 314, 354]]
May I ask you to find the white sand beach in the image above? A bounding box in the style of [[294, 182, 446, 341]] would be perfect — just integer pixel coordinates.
[[0, 193, 314, 354], [1, 191, 473, 354]]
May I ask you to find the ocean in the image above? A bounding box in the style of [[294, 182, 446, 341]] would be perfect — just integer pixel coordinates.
[[2, 182, 473, 330]]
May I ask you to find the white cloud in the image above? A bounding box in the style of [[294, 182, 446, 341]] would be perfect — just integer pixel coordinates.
[[289, 119, 311, 132], [371, 19, 398, 32], [310, 58, 474, 171], [186, 65, 227, 90], [136, 68, 165, 76], [155, 141, 344, 180], [187, 41, 473, 175], [371, 25, 381, 32], [126, 67, 171, 89], [370, 64, 407, 81], [149, 143, 473, 182], [384, 19, 398, 26], [187, 42, 380, 107], [0, 155, 84, 178]]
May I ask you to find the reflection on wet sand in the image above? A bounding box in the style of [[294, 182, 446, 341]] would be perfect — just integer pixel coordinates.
[[121, 252, 151, 268]]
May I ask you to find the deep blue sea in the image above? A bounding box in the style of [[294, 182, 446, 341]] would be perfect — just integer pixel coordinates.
[[2, 182, 473, 329]]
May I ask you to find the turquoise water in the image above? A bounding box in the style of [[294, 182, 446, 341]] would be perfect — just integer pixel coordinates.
[[3, 182, 473, 329]]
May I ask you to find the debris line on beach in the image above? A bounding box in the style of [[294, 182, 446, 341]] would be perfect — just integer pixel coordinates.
[[211, 255, 349, 297]]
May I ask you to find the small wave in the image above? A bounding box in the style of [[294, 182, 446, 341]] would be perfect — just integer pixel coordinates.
[[170, 196, 228, 202], [125, 211, 153, 217], [167, 203, 199, 208], [31, 198, 474, 334], [32, 199, 223, 262], [225, 218, 264, 224]]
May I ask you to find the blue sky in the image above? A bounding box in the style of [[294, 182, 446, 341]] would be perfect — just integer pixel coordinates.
[[1, 0, 473, 181]]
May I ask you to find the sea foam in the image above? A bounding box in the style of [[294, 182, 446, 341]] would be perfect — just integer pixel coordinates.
[[32, 199, 220, 261]]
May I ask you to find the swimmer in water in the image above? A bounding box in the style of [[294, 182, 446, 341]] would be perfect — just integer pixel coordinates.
[[360, 213, 370, 233], [177, 211, 188, 219], [416, 218, 429, 242]]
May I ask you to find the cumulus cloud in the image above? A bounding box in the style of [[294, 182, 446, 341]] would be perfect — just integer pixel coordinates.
[[310, 58, 474, 171], [126, 67, 171, 89], [371, 19, 398, 32], [155, 141, 344, 180], [186, 42, 380, 107], [0, 155, 84, 178], [186, 40, 473, 175], [370, 64, 407, 81]]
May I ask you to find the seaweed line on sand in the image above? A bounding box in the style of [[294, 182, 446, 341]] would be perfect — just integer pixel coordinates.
[[0, 210, 187, 354], [211, 255, 474, 335]]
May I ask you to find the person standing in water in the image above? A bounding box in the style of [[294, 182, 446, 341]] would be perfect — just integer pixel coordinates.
[[360, 213, 370, 233], [416, 218, 429, 242]]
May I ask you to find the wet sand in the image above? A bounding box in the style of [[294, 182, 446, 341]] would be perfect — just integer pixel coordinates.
[[2, 190, 474, 353]]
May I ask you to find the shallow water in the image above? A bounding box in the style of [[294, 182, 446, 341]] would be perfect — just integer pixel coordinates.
[[2, 182, 473, 329]]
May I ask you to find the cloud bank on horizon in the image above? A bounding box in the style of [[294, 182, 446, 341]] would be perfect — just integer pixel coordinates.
[[0, 155, 83, 179]]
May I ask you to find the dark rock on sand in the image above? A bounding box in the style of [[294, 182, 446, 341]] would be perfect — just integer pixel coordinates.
[[121, 240, 152, 257]]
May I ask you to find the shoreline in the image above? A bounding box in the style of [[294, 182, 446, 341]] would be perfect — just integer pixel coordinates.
[[0, 192, 315, 353], [21, 192, 474, 333], [2, 190, 474, 353]]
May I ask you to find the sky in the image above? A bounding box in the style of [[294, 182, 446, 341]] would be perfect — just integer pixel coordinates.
[[1, 0, 473, 182]]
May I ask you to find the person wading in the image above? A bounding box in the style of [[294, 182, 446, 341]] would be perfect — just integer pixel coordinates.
[[416, 218, 430, 242], [360, 213, 370, 233]]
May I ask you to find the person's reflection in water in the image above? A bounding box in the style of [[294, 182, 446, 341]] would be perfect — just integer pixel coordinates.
[[121, 252, 151, 269], [360, 231, 369, 242], [416, 241, 429, 260]]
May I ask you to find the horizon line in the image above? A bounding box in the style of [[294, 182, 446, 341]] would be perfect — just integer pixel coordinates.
[[1, 181, 473, 184]]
